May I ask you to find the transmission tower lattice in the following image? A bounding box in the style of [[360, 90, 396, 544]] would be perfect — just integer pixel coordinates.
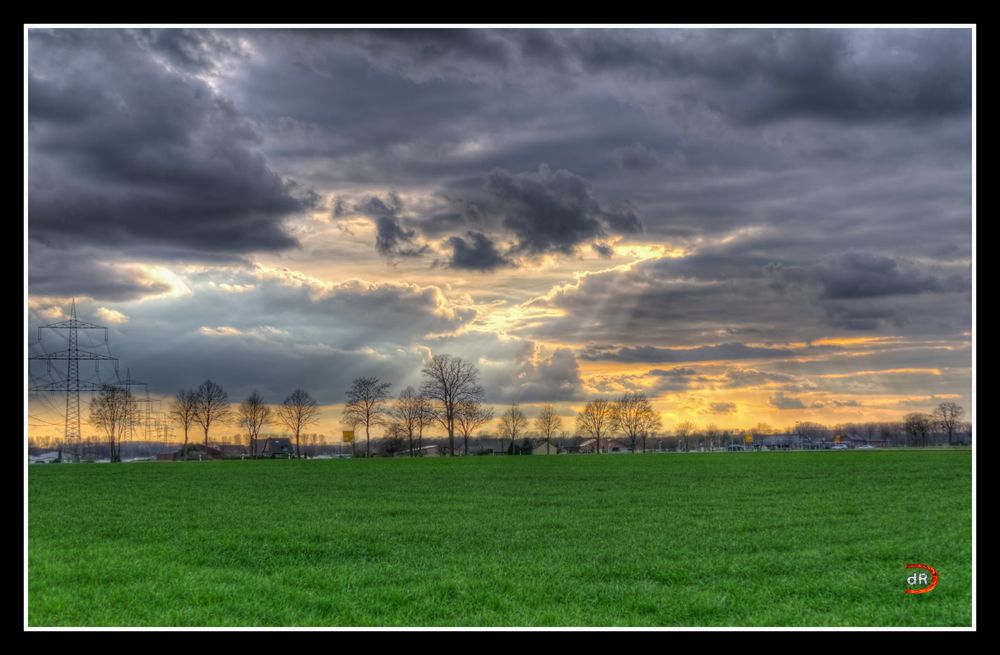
[[28, 300, 120, 457]]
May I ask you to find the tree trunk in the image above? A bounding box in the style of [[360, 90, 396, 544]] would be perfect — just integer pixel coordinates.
[[295, 428, 301, 458], [464, 433, 469, 456], [365, 423, 370, 458]]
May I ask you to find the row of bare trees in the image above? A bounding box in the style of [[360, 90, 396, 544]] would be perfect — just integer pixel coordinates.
[[342, 354, 492, 456], [166, 380, 320, 458], [88, 360, 967, 462], [342, 354, 668, 457]]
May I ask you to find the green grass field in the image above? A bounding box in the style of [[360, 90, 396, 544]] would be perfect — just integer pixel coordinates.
[[27, 450, 972, 627]]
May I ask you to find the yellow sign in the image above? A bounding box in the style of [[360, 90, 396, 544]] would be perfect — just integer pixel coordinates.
[[834, 435, 841, 444], [744, 433, 753, 444], [343, 430, 354, 443]]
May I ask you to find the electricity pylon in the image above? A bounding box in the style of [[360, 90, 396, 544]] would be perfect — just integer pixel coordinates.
[[28, 300, 119, 458]]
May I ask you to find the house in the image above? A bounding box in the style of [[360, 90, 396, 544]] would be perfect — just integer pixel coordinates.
[[175, 444, 223, 460], [579, 438, 632, 454], [259, 438, 295, 458], [532, 441, 559, 455], [217, 444, 248, 459], [29, 451, 62, 464], [475, 438, 506, 455]]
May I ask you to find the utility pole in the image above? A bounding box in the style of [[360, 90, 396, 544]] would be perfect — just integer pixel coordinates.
[[29, 300, 119, 460]]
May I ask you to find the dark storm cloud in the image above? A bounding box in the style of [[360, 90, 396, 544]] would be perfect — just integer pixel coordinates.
[[327, 28, 515, 82], [352, 192, 430, 259], [582, 343, 794, 364], [612, 143, 664, 172], [563, 29, 971, 125], [771, 252, 968, 300], [28, 29, 314, 264], [330, 28, 970, 125], [132, 29, 249, 74], [215, 28, 970, 283], [375, 216, 429, 258], [484, 165, 643, 256], [446, 232, 514, 271]]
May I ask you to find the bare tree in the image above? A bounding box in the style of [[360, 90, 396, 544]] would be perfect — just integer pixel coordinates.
[[89, 384, 138, 463], [193, 379, 232, 448], [704, 424, 721, 452], [276, 388, 321, 458], [497, 403, 529, 454], [392, 387, 424, 456], [169, 388, 198, 456], [904, 413, 934, 447], [239, 390, 272, 458], [414, 393, 435, 455], [576, 398, 613, 454], [456, 401, 495, 455], [932, 402, 964, 445], [612, 393, 663, 454], [674, 421, 696, 452], [534, 405, 563, 447], [343, 377, 393, 457], [420, 354, 484, 457], [379, 422, 408, 457]]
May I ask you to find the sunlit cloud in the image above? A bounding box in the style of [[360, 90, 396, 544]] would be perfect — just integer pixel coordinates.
[[95, 307, 129, 324]]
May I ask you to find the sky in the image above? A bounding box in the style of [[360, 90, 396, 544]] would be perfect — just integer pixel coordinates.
[[26, 27, 973, 441]]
